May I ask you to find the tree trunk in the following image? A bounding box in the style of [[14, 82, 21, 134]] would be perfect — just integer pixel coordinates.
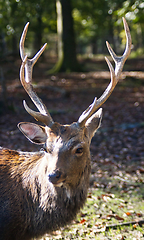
[[12, 34, 18, 56], [50, 0, 81, 73], [34, 19, 42, 51], [34, 6, 43, 51]]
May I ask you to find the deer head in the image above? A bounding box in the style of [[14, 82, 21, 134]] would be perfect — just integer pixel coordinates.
[[18, 18, 131, 190]]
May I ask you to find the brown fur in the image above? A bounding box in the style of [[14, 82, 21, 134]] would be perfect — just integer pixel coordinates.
[[0, 119, 102, 240]]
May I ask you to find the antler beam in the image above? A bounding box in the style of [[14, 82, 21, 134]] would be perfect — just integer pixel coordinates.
[[78, 18, 132, 127], [20, 22, 54, 126]]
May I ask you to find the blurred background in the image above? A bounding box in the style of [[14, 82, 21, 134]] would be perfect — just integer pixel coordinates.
[[0, 1, 144, 238], [0, 0, 144, 69]]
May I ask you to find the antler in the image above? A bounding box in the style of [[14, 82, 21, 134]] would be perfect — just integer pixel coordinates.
[[19, 22, 54, 126], [78, 18, 132, 127]]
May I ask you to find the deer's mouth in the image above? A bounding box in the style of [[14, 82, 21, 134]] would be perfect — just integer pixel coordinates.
[[48, 170, 66, 187]]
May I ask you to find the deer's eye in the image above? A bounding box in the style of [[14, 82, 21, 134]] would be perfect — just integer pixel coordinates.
[[72, 143, 84, 157], [75, 147, 83, 156]]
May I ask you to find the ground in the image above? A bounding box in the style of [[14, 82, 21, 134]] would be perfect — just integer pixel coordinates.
[[0, 56, 144, 239]]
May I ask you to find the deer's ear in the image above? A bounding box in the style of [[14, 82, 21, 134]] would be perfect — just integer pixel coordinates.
[[85, 108, 102, 139], [18, 122, 47, 144]]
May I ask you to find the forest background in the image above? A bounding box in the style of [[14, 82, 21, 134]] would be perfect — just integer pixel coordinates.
[[1, 0, 144, 71], [0, 1, 144, 239]]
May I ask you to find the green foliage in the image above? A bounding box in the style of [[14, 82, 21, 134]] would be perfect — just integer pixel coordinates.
[[73, 0, 110, 46], [0, 0, 56, 55], [1, 0, 144, 62]]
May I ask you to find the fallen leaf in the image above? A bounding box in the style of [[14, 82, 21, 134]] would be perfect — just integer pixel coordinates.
[[106, 214, 124, 221], [125, 212, 132, 216], [119, 205, 125, 209], [114, 215, 124, 221], [79, 219, 86, 224], [121, 236, 126, 240], [136, 213, 143, 217], [133, 223, 138, 229]]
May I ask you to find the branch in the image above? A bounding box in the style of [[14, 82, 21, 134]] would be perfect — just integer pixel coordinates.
[[106, 219, 144, 231]]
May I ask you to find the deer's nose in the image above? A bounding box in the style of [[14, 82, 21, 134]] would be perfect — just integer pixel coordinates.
[[48, 170, 63, 185]]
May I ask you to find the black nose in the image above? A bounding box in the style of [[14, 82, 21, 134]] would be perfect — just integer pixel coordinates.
[[48, 170, 62, 185]]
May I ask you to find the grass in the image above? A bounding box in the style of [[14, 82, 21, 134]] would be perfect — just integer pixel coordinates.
[[43, 175, 144, 240], [39, 148, 144, 240]]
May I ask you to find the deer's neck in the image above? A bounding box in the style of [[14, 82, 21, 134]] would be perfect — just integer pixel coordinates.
[[19, 151, 90, 235], [1, 148, 91, 237]]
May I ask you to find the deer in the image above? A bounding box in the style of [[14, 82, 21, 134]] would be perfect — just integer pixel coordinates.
[[0, 18, 131, 240]]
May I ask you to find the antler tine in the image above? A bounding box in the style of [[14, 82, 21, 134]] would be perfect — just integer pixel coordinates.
[[20, 22, 47, 70], [106, 17, 131, 80], [19, 23, 54, 126], [78, 17, 131, 127], [20, 56, 53, 126]]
